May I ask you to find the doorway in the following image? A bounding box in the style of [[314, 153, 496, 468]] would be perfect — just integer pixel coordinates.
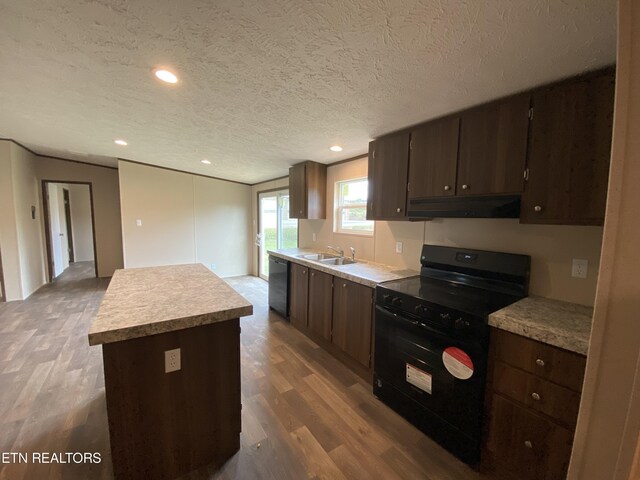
[[257, 189, 298, 280], [42, 181, 98, 282], [0, 246, 5, 302]]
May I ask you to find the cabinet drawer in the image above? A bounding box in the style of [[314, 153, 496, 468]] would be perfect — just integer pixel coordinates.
[[493, 361, 581, 428], [491, 329, 586, 392], [487, 394, 574, 480]]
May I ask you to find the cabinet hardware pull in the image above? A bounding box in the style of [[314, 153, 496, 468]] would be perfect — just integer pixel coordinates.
[[302, 270, 306, 274], [462, 184, 469, 190], [524, 440, 533, 449], [534, 205, 542, 212], [531, 392, 541, 401], [535, 358, 545, 367], [444, 185, 451, 191], [396, 207, 401, 213], [311, 272, 315, 276], [343, 283, 347, 288]]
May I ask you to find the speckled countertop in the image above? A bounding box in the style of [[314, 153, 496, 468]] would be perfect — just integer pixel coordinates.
[[88, 264, 253, 345], [268, 249, 419, 288], [489, 296, 593, 355]]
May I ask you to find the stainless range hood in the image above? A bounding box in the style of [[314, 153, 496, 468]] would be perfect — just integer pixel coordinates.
[[407, 195, 521, 219]]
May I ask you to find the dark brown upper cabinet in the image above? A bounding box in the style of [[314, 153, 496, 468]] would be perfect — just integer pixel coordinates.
[[408, 117, 460, 199], [457, 94, 530, 196], [366, 132, 410, 220], [521, 70, 615, 225], [289, 161, 327, 219]]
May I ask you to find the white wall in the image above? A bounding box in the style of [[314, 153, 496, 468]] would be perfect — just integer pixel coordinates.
[[299, 156, 604, 306], [0, 142, 22, 300], [0, 142, 47, 300], [68, 184, 94, 262], [11, 144, 46, 297], [119, 161, 252, 277]]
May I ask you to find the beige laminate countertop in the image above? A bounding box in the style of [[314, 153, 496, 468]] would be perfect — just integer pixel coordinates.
[[88, 264, 253, 345], [268, 249, 419, 288], [489, 296, 593, 355]]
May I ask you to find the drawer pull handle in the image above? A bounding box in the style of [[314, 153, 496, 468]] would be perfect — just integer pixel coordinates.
[[531, 392, 541, 401], [343, 283, 347, 288], [535, 358, 545, 367], [524, 440, 533, 449]]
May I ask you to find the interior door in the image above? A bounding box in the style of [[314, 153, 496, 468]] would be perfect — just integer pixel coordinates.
[[258, 189, 298, 280]]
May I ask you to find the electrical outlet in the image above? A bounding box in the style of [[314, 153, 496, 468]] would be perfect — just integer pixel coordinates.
[[165, 348, 181, 373], [210, 263, 216, 270], [136, 219, 142, 226], [312, 233, 317, 242], [572, 259, 588, 279], [396, 241, 403, 254]]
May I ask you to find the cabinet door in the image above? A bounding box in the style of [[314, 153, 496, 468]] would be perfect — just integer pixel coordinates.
[[408, 117, 460, 199], [457, 95, 530, 196], [521, 71, 615, 225], [367, 133, 410, 219], [307, 269, 332, 341], [332, 279, 373, 368], [289, 263, 308, 330], [289, 163, 307, 219], [487, 394, 574, 480]]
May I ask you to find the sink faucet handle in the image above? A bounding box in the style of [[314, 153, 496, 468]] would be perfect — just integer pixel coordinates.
[[327, 245, 344, 257], [349, 247, 356, 260]]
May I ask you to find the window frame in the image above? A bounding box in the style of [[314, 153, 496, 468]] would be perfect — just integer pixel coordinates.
[[334, 177, 374, 237]]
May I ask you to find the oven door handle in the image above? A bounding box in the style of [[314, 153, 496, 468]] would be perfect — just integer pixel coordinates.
[[376, 305, 476, 344]]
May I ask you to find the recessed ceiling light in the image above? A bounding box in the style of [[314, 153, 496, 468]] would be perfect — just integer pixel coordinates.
[[330, 145, 343, 152], [201, 159, 211, 165], [154, 69, 178, 84], [114, 139, 128, 146]]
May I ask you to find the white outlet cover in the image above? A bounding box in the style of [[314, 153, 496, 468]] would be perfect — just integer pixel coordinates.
[[572, 259, 588, 279], [312, 233, 317, 242], [136, 219, 142, 226], [396, 241, 403, 254], [165, 348, 181, 373]]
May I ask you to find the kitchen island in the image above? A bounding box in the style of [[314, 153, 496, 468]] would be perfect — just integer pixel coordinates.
[[89, 264, 253, 480]]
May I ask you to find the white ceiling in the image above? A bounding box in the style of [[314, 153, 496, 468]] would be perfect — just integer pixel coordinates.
[[0, 0, 616, 184]]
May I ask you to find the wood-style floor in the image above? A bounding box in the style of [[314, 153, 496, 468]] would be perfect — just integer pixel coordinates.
[[0, 263, 482, 480]]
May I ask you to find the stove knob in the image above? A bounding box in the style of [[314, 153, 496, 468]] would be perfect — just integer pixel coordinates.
[[414, 305, 425, 315], [382, 294, 391, 303], [440, 313, 451, 320], [454, 318, 466, 330], [391, 297, 403, 307]]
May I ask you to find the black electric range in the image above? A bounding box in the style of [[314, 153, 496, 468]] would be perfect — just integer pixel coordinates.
[[373, 244, 530, 465]]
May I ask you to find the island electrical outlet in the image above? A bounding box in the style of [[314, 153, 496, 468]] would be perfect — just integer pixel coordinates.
[[165, 348, 181, 373]]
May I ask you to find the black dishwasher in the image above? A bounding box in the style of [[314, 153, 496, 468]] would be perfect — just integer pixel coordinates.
[[268, 256, 289, 319]]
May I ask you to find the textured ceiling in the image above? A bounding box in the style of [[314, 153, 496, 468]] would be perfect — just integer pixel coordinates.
[[0, 0, 616, 184]]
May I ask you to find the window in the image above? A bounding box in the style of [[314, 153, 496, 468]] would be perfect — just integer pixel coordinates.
[[334, 178, 374, 235]]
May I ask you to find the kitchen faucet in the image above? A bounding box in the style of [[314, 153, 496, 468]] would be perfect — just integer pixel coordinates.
[[327, 245, 344, 257]]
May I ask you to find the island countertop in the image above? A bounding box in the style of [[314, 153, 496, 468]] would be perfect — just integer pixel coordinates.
[[488, 296, 593, 355], [88, 263, 253, 345]]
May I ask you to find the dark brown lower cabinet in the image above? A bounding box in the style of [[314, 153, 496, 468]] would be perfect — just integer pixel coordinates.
[[287, 262, 375, 381], [308, 269, 333, 341], [484, 328, 586, 480], [332, 278, 373, 368], [487, 394, 574, 480], [289, 263, 308, 330]]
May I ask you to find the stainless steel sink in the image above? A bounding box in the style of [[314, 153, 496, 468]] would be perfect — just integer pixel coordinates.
[[297, 253, 339, 261], [318, 257, 357, 266]]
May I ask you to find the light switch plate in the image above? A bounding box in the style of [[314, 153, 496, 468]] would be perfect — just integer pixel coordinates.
[[572, 259, 588, 279], [312, 233, 317, 242], [396, 241, 403, 254], [136, 219, 142, 227], [165, 348, 181, 373]]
